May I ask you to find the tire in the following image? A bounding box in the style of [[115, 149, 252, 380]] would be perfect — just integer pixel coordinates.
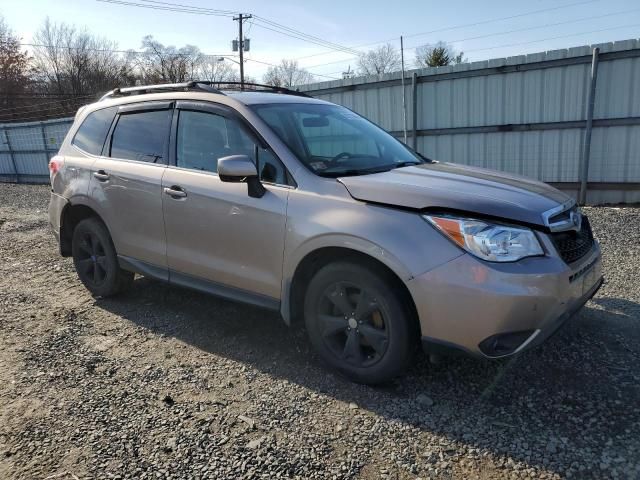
[[304, 261, 415, 384], [71, 217, 133, 297]]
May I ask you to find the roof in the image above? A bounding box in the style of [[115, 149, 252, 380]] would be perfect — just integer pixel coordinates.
[[225, 91, 329, 105], [97, 81, 328, 105]]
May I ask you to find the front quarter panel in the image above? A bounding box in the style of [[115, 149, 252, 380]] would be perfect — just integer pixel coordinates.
[[281, 181, 464, 322]]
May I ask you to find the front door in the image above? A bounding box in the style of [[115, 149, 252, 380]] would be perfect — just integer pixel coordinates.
[[161, 102, 291, 305]]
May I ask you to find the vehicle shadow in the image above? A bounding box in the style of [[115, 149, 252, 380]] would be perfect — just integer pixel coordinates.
[[96, 276, 640, 477]]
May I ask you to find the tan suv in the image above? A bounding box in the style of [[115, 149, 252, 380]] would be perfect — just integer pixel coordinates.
[[49, 82, 603, 384]]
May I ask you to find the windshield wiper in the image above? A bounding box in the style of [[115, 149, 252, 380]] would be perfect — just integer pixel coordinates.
[[317, 166, 393, 178]]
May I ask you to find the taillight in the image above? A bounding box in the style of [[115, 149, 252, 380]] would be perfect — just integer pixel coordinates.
[[49, 156, 65, 180]]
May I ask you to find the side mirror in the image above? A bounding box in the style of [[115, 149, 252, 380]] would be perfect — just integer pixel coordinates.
[[218, 155, 265, 198]]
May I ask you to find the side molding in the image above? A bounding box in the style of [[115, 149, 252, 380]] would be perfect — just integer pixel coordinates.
[[118, 255, 280, 312]]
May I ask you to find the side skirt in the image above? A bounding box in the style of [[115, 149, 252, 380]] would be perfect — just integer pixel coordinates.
[[118, 255, 280, 312]]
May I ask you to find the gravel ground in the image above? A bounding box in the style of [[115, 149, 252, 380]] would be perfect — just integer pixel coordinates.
[[0, 183, 639, 480]]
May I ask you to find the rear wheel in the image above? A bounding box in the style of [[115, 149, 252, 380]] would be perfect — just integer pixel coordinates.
[[304, 262, 415, 384], [72, 217, 133, 297]]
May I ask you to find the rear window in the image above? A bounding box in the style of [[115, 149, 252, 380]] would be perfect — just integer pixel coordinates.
[[72, 107, 117, 155], [110, 110, 172, 163]]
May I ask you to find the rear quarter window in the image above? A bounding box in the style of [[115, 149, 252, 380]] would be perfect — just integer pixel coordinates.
[[72, 107, 117, 155]]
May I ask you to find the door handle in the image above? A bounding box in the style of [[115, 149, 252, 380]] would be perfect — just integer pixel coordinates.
[[163, 186, 187, 198], [93, 170, 109, 181]]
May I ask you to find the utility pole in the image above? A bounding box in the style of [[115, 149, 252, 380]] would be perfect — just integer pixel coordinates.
[[233, 13, 252, 89]]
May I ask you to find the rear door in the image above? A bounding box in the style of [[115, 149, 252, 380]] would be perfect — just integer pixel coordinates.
[[89, 101, 173, 273], [161, 101, 291, 305]]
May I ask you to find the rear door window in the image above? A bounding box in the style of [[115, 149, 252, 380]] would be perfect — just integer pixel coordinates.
[[72, 107, 117, 155], [110, 109, 172, 164]]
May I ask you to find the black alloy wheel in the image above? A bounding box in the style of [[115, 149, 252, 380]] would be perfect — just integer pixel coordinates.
[[72, 217, 133, 297], [317, 281, 389, 368], [304, 262, 415, 384], [75, 230, 108, 287]]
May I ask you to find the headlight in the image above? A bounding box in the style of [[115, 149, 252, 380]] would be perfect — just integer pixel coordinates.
[[424, 214, 544, 262]]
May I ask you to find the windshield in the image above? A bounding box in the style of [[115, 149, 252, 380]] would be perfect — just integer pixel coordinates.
[[251, 103, 427, 177]]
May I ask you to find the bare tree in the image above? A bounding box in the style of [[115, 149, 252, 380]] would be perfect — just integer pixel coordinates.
[[263, 60, 314, 87], [133, 35, 203, 83], [31, 18, 130, 97], [415, 41, 466, 68], [357, 43, 401, 76], [197, 58, 240, 83], [0, 16, 31, 114]]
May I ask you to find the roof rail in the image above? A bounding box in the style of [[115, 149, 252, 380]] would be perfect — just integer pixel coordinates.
[[210, 82, 311, 98], [98, 80, 311, 101], [98, 81, 223, 101]]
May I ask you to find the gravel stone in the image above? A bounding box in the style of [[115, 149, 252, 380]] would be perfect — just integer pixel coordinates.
[[0, 184, 639, 480]]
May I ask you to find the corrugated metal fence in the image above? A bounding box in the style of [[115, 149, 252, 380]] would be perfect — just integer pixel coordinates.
[[300, 39, 640, 204], [1, 39, 639, 203], [0, 118, 72, 184]]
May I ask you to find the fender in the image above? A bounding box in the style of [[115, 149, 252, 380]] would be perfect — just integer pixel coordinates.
[[279, 233, 414, 325]]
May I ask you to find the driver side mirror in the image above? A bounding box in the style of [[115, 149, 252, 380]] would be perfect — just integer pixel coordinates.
[[218, 155, 266, 198]]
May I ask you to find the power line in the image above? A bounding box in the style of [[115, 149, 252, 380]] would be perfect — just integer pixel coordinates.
[[465, 22, 640, 53], [95, 0, 342, 79], [291, 0, 601, 61], [315, 22, 640, 76], [8, 40, 233, 58], [0, 95, 97, 114], [0, 92, 98, 97], [249, 21, 360, 56], [0, 94, 97, 116], [0, 104, 89, 121], [251, 16, 362, 56], [243, 57, 339, 80], [96, 0, 364, 57], [407, 7, 640, 51], [303, 10, 640, 71], [136, 0, 236, 15], [96, 0, 235, 17], [0, 111, 77, 123]]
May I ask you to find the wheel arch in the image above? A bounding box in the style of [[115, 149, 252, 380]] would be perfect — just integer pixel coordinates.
[[59, 198, 110, 257], [282, 244, 420, 337]]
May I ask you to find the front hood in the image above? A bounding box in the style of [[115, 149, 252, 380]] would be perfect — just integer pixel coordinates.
[[338, 162, 573, 227]]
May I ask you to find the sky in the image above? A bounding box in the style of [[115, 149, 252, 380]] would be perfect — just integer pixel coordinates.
[[1, 0, 639, 82]]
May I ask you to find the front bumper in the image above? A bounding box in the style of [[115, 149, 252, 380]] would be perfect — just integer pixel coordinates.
[[408, 241, 603, 358]]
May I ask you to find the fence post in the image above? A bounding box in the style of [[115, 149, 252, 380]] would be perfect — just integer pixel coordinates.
[[400, 36, 407, 144], [411, 72, 418, 151], [3, 127, 19, 184], [579, 47, 600, 205], [39, 122, 50, 168]]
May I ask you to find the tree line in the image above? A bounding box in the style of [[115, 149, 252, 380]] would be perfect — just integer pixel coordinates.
[[0, 15, 464, 122]]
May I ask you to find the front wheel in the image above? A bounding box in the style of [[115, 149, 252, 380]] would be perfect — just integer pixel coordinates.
[[72, 217, 133, 297], [304, 262, 415, 384]]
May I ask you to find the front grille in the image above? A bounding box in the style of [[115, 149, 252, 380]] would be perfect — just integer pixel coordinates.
[[550, 216, 594, 264]]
